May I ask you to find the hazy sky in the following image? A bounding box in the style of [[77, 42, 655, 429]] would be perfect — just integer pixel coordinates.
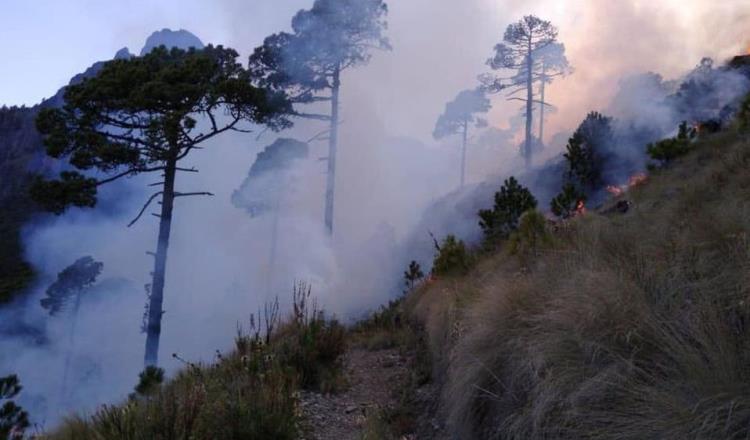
[[1, 0, 749, 137]]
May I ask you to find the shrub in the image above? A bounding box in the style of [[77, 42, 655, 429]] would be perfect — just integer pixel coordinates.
[[550, 182, 586, 219], [277, 282, 346, 392], [432, 235, 473, 276], [478, 176, 537, 244], [508, 210, 552, 259], [647, 121, 695, 167], [133, 366, 164, 397], [50, 284, 347, 439]]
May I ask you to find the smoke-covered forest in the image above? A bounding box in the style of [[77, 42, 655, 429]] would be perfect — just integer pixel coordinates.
[[2, 0, 750, 438]]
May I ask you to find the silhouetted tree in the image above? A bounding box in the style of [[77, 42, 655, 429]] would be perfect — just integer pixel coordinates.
[[403, 260, 424, 292], [478, 176, 537, 244], [32, 45, 292, 367], [249, 0, 390, 235], [532, 43, 571, 143], [433, 89, 491, 187], [41, 256, 103, 403], [563, 111, 614, 192], [482, 15, 561, 169], [232, 138, 309, 297], [0, 375, 29, 439]]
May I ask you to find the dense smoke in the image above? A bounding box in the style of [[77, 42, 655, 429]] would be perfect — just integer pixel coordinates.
[[1, 0, 749, 429]]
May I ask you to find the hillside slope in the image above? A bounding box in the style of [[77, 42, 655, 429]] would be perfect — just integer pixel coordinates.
[[405, 127, 750, 439]]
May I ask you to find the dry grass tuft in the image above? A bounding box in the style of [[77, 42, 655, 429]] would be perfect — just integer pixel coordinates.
[[46, 283, 346, 439], [410, 132, 750, 439]]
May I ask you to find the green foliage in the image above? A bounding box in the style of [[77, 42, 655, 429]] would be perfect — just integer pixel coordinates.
[[0, 375, 29, 440], [32, 45, 292, 215], [433, 89, 491, 139], [0, 105, 44, 302], [51, 285, 348, 440], [508, 210, 552, 258], [249, 0, 390, 101], [550, 182, 586, 219], [277, 282, 346, 392], [134, 366, 165, 397], [478, 176, 538, 244], [403, 261, 424, 292], [563, 111, 614, 190], [29, 171, 97, 215], [647, 121, 696, 167], [433, 235, 473, 276], [40, 256, 103, 315]]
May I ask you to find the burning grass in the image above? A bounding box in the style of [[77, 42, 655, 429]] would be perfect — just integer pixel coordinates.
[[407, 128, 750, 439], [45, 282, 346, 440]]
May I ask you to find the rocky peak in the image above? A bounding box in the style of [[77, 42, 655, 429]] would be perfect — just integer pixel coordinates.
[[140, 29, 204, 56]]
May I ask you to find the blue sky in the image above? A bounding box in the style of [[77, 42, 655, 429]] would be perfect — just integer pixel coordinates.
[[0, 0, 310, 106]]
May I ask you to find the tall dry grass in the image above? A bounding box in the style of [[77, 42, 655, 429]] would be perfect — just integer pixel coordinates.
[[46, 283, 346, 440], [410, 131, 750, 439]]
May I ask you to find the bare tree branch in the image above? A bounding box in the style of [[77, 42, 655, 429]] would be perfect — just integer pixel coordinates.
[[128, 192, 164, 227], [174, 192, 214, 198]]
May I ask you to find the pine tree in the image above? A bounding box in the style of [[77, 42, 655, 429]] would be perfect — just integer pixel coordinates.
[[563, 111, 614, 191], [403, 260, 424, 292], [646, 121, 695, 167], [478, 176, 537, 243], [481, 15, 563, 169], [550, 182, 586, 219], [249, 0, 390, 235], [40, 256, 103, 404], [433, 89, 491, 187], [32, 45, 292, 367]]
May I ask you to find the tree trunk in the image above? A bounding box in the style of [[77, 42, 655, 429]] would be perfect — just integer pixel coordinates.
[[143, 152, 178, 367], [460, 119, 468, 188], [524, 38, 534, 170], [539, 65, 546, 146], [60, 291, 82, 403], [265, 193, 282, 298], [324, 65, 341, 236]]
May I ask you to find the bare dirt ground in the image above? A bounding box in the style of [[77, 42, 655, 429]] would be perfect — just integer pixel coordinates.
[[299, 347, 449, 440]]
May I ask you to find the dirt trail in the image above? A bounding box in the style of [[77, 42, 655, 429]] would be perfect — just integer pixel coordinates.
[[299, 347, 448, 440]]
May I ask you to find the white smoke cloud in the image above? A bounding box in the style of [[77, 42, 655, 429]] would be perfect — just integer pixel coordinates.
[[2, 0, 750, 429]]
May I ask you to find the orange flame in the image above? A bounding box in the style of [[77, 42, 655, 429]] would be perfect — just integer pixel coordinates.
[[628, 173, 647, 187], [575, 200, 587, 216], [606, 173, 648, 198], [606, 185, 624, 197]]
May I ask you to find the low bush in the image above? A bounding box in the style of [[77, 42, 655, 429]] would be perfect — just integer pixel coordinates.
[[432, 235, 473, 276], [508, 210, 552, 261], [478, 176, 537, 245], [48, 283, 346, 440], [647, 121, 696, 168]]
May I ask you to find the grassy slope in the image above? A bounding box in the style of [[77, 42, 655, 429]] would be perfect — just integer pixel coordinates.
[[47, 286, 346, 440], [42, 128, 750, 439], [405, 128, 750, 439]]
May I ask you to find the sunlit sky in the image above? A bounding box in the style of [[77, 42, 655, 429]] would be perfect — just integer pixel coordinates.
[[1, 0, 748, 125], [0, 0, 310, 106]]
